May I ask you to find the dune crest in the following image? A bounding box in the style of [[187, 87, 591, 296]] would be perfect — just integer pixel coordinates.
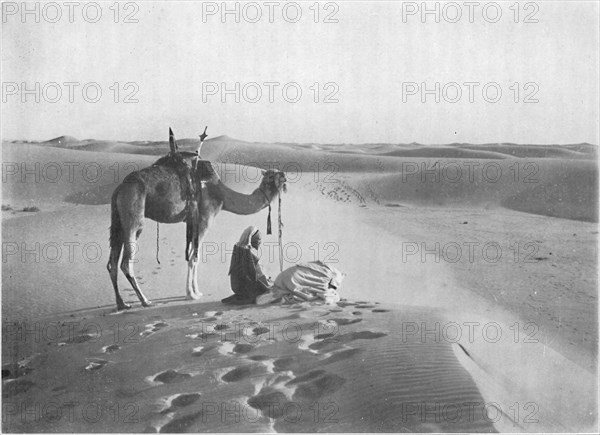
[[41, 135, 79, 146]]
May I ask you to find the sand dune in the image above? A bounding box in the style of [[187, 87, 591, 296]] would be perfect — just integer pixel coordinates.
[[458, 143, 597, 159], [10, 141, 597, 222], [2, 298, 595, 432], [1, 301, 499, 433], [24, 135, 598, 161], [5, 141, 596, 222], [1, 144, 156, 210], [2, 136, 597, 432], [379, 147, 512, 159], [41, 135, 79, 147], [74, 141, 166, 155], [347, 159, 598, 221]]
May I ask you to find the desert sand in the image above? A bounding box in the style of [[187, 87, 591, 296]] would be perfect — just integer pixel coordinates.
[[1, 136, 597, 432]]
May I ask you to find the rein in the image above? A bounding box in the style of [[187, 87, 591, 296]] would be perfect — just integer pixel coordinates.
[[258, 188, 273, 235], [278, 192, 283, 272], [259, 186, 284, 272], [156, 222, 161, 264]]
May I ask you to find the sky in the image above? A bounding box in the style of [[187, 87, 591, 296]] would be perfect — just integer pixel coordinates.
[[2, 1, 599, 144]]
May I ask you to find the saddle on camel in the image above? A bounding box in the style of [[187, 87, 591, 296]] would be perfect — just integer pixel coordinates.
[[153, 127, 211, 263]]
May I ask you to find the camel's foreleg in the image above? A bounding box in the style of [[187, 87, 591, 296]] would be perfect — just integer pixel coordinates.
[[185, 212, 212, 300], [186, 256, 202, 300]]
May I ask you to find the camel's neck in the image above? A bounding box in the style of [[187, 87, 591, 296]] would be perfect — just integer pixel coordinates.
[[218, 181, 271, 215]]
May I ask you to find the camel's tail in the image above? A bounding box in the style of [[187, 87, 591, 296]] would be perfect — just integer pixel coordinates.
[[109, 188, 123, 251]]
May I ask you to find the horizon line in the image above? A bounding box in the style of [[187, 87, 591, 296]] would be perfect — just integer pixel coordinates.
[[3, 135, 598, 148]]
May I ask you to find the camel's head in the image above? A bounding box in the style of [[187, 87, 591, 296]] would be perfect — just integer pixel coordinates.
[[260, 169, 287, 199]]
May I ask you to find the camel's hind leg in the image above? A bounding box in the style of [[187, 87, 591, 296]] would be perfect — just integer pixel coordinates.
[[114, 180, 153, 308], [120, 230, 152, 307], [108, 186, 132, 310], [107, 244, 131, 310]]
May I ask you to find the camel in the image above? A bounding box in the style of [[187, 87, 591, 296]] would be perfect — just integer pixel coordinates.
[[107, 129, 287, 310]]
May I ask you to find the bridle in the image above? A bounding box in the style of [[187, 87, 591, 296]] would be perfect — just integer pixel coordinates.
[[258, 186, 273, 204], [258, 175, 285, 272], [258, 186, 273, 235]]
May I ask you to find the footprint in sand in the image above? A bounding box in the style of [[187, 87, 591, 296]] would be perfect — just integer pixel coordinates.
[[355, 304, 376, 309], [71, 333, 98, 344], [352, 331, 387, 339], [248, 355, 271, 362], [330, 318, 362, 326], [153, 369, 192, 384], [85, 359, 109, 371], [273, 353, 318, 373], [158, 411, 202, 433], [252, 326, 270, 336], [197, 310, 223, 323], [221, 364, 266, 383], [314, 332, 337, 340], [352, 311, 362, 315], [289, 371, 346, 401], [247, 369, 347, 410], [232, 343, 254, 354], [159, 393, 202, 414], [140, 321, 168, 337], [221, 366, 251, 382], [247, 389, 294, 419], [372, 309, 390, 313], [191, 344, 218, 357], [102, 344, 120, 354], [191, 346, 204, 356]]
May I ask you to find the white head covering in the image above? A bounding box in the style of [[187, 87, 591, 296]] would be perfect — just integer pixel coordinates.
[[237, 226, 259, 248]]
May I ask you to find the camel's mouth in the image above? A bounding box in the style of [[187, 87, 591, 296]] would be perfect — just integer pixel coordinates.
[[263, 170, 287, 194], [275, 172, 287, 193]]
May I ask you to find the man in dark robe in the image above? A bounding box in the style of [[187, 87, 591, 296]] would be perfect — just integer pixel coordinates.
[[222, 226, 273, 305]]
